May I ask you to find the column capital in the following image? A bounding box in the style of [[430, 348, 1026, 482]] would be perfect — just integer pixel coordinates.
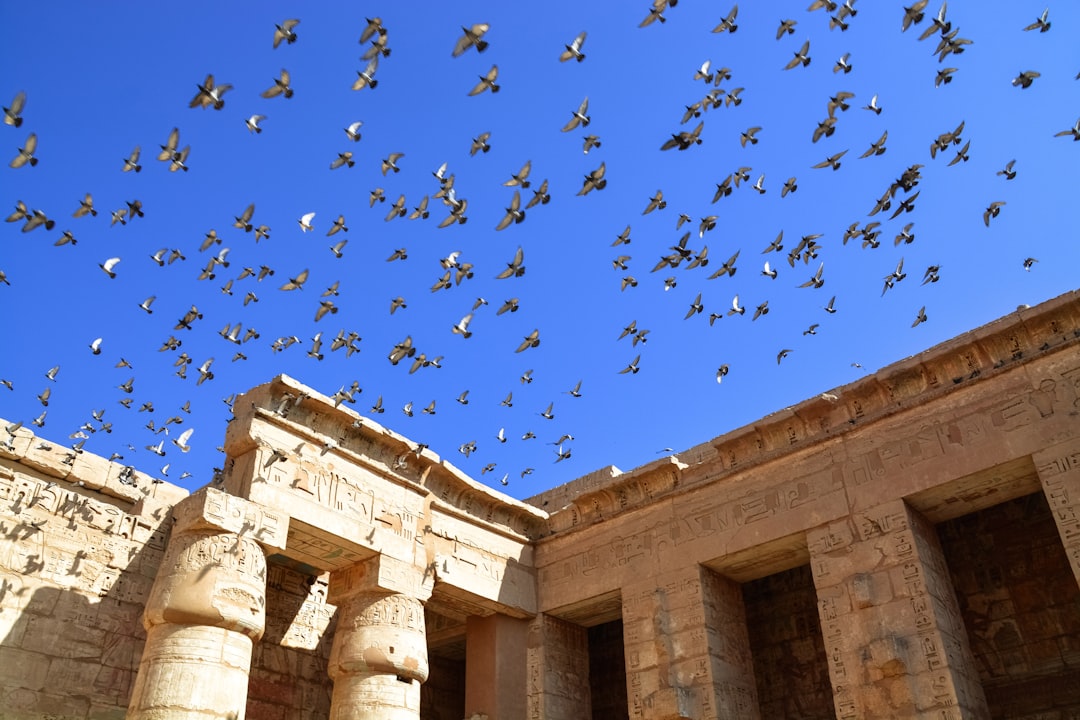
[[171, 485, 289, 550], [328, 553, 433, 606]]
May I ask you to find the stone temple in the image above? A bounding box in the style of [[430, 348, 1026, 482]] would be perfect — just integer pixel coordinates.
[[1, 289, 1079, 720]]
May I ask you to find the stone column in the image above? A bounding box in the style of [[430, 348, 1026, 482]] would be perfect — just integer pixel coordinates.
[[464, 613, 528, 719], [808, 499, 988, 719], [326, 555, 433, 720], [128, 487, 288, 720], [1034, 440, 1080, 589], [526, 613, 590, 720], [622, 565, 758, 720]]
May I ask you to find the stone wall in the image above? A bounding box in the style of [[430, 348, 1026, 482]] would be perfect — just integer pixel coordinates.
[[0, 429, 186, 719]]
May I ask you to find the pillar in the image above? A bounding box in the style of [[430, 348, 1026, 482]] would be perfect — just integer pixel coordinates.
[[327, 555, 433, 720], [1034, 439, 1080, 588], [526, 613, 590, 720], [464, 613, 528, 719], [808, 499, 989, 719], [128, 488, 287, 720], [622, 565, 758, 720]]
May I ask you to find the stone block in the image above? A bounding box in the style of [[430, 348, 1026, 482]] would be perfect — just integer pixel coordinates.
[[0, 646, 50, 691]]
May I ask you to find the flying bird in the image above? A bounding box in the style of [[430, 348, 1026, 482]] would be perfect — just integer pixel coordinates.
[[273, 18, 300, 47], [559, 31, 587, 62], [3, 91, 26, 127], [452, 24, 490, 57], [9, 133, 37, 168], [784, 40, 811, 70], [353, 57, 379, 90], [468, 65, 500, 96], [261, 69, 294, 99], [561, 97, 590, 132], [189, 74, 232, 110]]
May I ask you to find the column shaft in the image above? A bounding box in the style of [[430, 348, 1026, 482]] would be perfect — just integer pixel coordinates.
[[808, 499, 988, 719], [327, 556, 431, 720], [464, 614, 527, 719], [622, 565, 758, 720], [1035, 440, 1080, 588], [128, 529, 267, 720], [526, 613, 591, 720]]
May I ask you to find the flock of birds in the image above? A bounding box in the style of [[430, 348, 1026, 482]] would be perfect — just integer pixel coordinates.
[[1, 2, 1075, 498]]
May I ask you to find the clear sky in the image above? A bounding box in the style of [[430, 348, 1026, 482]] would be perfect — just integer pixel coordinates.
[[2, 1, 1077, 501]]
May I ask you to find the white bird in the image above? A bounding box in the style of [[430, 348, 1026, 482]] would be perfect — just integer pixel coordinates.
[[345, 121, 363, 141], [172, 427, 194, 452], [245, 114, 266, 133], [99, 257, 120, 278], [298, 212, 315, 232]]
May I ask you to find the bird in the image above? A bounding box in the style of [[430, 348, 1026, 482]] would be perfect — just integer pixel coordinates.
[[784, 40, 811, 70], [468, 65, 500, 96], [777, 19, 797, 39], [1055, 118, 1080, 142], [812, 149, 848, 171], [261, 69, 294, 99], [470, 132, 491, 155], [172, 427, 194, 452], [189, 74, 232, 110], [3, 91, 26, 127], [515, 329, 540, 353], [833, 53, 852, 74], [619, 354, 641, 374], [578, 162, 607, 195], [280, 269, 309, 291], [777, 349, 792, 364], [1023, 257, 1038, 271], [902, 1, 929, 32], [297, 212, 315, 232], [860, 130, 888, 158], [561, 97, 590, 132], [1011, 71, 1040, 89], [863, 93, 882, 114], [935, 67, 958, 87], [452, 24, 490, 57], [353, 57, 379, 90], [381, 152, 405, 175], [983, 201, 1006, 227], [559, 31, 587, 62], [526, 179, 551, 208], [272, 18, 300, 47], [99, 257, 120, 278], [740, 127, 761, 147], [685, 292, 704, 319], [997, 159, 1017, 179], [245, 114, 266, 133], [122, 146, 142, 173], [329, 152, 354, 170], [344, 121, 363, 142], [712, 6, 739, 34], [495, 191, 526, 230], [504, 160, 531, 188], [451, 313, 473, 338], [9, 133, 38, 168], [642, 190, 666, 215], [496, 246, 526, 279], [1023, 8, 1051, 32], [912, 306, 928, 327]]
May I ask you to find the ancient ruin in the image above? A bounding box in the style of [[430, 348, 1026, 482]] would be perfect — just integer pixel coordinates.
[[2, 289, 1079, 719]]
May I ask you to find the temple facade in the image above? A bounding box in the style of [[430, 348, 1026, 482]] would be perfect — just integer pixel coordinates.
[[1, 289, 1079, 720]]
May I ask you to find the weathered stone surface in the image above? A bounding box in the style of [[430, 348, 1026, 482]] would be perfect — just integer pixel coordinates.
[[0, 289, 1078, 718]]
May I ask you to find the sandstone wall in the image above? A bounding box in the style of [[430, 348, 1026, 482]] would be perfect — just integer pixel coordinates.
[[0, 427, 186, 719]]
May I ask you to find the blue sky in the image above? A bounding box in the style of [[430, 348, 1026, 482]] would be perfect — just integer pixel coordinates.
[[2, 2, 1077, 500]]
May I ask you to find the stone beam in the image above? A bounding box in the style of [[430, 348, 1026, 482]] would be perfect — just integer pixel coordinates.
[[219, 375, 541, 617]]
